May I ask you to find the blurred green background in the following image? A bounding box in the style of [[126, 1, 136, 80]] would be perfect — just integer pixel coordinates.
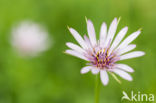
[[0, 0, 155, 103]]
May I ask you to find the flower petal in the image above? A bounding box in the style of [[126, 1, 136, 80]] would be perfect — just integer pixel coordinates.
[[68, 28, 87, 49], [65, 50, 88, 61], [91, 68, 100, 74], [84, 35, 92, 49], [100, 22, 107, 48], [113, 69, 132, 81], [66, 42, 85, 53], [117, 30, 141, 50], [87, 20, 97, 47], [104, 18, 118, 47], [118, 44, 136, 55], [115, 64, 134, 72], [100, 70, 109, 85], [110, 26, 128, 53], [120, 51, 145, 60], [81, 66, 92, 74]]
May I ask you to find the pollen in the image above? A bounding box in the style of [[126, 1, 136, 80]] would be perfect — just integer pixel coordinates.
[[91, 48, 118, 69]]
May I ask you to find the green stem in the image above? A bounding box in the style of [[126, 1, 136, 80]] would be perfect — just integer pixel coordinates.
[[94, 74, 101, 103]]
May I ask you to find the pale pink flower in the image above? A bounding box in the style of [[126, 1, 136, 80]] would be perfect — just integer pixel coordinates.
[[65, 18, 145, 86]]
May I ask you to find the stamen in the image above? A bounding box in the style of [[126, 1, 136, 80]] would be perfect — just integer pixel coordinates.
[[90, 48, 118, 69]]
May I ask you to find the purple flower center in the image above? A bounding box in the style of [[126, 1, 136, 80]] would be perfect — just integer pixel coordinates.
[[87, 48, 119, 69]]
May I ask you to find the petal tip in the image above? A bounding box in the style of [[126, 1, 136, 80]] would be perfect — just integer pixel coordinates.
[[137, 30, 141, 34], [103, 83, 108, 86], [127, 75, 133, 81], [63, 51, 66, 54], [67, 25, 70, 29], [64, 50, 68, 53], [102, 22, 107, 27], [141, 51, 145, 56], [66, 42, 69, 46], [114, 17, 118, 20], [125, 26, 128, 30], [85, 16, 88, 22], [112, 17, 118, 23], [100, 70, 109, 86], [138, 28, 142, 31], [128, 77, 133, 81], [118, 17, 121, 23], [68, 27, 72, 32], [87, 19, 92, 24], [80, 70, 84, 74]]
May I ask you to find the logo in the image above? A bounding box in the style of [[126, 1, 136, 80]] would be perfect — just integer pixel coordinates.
[[122, 91, 154, 102]]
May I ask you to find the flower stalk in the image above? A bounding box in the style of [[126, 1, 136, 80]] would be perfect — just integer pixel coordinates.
[[95, 74, 101, 103]]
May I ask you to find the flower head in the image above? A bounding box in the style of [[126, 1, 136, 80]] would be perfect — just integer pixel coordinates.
[[65, 18, 145, 86], [11, 21, 50, 57]]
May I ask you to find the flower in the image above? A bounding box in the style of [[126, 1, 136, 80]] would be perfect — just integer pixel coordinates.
[[65, 17, 145, 86], [11, 21, 50, 57]]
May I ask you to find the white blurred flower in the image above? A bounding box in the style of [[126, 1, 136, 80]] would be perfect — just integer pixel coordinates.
[[11, 21, 50, 57]]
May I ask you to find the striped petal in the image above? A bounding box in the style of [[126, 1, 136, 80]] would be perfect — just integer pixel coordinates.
[[115, 64, 134, 72], [66, 42, 85, 53], [104, 18, 118, 47], [87, 20, 97, 47], [91, 68, 100, 74], [65, 50, 88, 61], [68, 28, 87, 49], [100, 70, 109, 85], [110, 26, 128, 53], [81, 66, 92, 74], [113, 69, 132, 81], [100, 22, 107, 48], [120, 51, 145, 60], [84, 35, 92, 49], [117, 30, 141, 50], [118, 44, 136, 55]]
